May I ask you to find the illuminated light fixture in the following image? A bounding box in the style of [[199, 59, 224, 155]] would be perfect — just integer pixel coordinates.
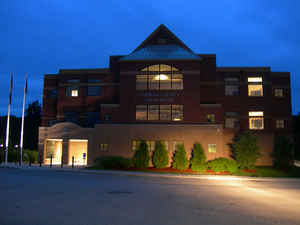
[[47, 139, 63, 141], [71, 89, 78, 96], [154, 74, 169, 80], [248, 77, 262, 82], [249, 111, 264, 117], [173, 118, 182, 121], [69, 139, 88, 142]]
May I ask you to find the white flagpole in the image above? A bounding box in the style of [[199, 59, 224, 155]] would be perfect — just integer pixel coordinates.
[[5, 73, 13, 165], [19, 74, 27, 166]]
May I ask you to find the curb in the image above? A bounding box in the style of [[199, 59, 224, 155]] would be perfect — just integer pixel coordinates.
[[2, 164, 300, 182]]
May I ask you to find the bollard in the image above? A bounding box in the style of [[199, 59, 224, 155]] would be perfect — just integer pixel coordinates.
[[29, 160, 31, 167], [39, 154, 42, 167], [72, 156, 74, 168], [61, 154, 63, 168], [50, 155, 53, 168], [39, 160, 42, 167]]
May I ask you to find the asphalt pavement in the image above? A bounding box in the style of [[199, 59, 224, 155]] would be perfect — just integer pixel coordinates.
[[1, 168, 300, 225]]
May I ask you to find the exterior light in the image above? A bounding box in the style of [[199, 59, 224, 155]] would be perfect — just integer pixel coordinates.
[[173, 118, 181, 121], [14, 145, 19, 148], [0, 144, 3, 148], [248, 77, 262, 82], [249, 111, 264, 116], [154, 74, 169, 80]]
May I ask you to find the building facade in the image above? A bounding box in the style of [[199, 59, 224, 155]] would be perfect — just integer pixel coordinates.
[[39, 25, 292, 166]]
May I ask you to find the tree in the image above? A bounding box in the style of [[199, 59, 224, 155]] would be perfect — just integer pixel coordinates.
[[231, 132, 261, 169], [152, 141, 169, 169], [190, 142, 207, 172], [172, 143, 189, 170], [24, 101, 41, 150], [133, 140, 150, 168], [272, 136, 294, 168]]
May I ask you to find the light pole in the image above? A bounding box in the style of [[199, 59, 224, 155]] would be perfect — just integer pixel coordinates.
[[14, 145, 19, 165], [0, 144, 4, 164]]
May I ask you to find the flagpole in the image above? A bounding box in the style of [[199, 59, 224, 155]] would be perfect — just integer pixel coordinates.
[[5, 73, 13, 165], [19, 74, 27, 166]]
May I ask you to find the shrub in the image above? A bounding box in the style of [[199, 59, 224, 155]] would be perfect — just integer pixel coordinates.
[[133, 140, 150, 168], [23, 150, 38, 164], [152, 141, 169, 169], [207, 158, 238, 173], [172, 143, 189, 170], [95, 156, 131, 169], [231, 132, 261, 169], [272, 136, 294, 168], [190, 142, 207, 172]]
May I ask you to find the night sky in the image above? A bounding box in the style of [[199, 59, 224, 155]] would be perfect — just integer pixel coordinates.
[[0, 0, 299, 115]]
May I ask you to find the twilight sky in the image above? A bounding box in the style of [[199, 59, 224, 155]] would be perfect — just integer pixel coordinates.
[[0, 0, 299, 115]]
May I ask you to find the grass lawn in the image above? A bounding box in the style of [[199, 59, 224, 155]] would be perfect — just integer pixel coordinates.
[[87, 166, 300, 178]]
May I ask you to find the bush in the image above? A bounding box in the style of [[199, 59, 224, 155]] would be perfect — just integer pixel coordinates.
[[23, 150, 38, 164], [232, 132, 261, 169], [172, 143, 189, 170], [190, 142, 207, 172], [207, 158, 238, 173], [152, 141, 169, 169], [133, 140, 150, 168], [272, 136, 294, 168], [95, 156, 131, 169]]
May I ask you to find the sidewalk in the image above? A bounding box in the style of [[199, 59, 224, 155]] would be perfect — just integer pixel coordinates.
[[2, 162, 300, 182]]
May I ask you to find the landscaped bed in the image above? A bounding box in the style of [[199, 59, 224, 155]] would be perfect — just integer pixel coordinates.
[[88, 166, 300, 178]]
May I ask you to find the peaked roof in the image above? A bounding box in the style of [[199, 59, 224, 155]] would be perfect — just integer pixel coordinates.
[[120, 24, 201, 61], [133, 24, 193, 53]]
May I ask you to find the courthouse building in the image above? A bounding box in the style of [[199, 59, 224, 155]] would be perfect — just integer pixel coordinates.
[[39, 24, 292, 166]]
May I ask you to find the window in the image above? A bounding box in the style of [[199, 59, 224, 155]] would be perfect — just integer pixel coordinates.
[[136, 105, 183, 121], [48, 120, 56, 126], [85, 112, 100, 127], [66, 86, 79, 97], [160, 105, 171, 120], [225, 78, 239, 96], [148, 105, 159, 120], [100, 144, 108, 152], [48, 89, 57, 98], [249, 111, 264, 130], [276, 120, 285, 128], [132, 140, 167, 152], [136, 105, 147, 120], [65, 112, 78, 123], [88, 79, 101, 83], [248, 77, 263, 96], [172, 105, 183, 121], [274, 88, 284, 97], [104, 114, 112, 121], [146, 141, 156, 152], [88, 86, 101, 96], [136, 64, 183, 90], [131, 140, 141, 152], [207, 114, 215, 123], [68, 79, 80, 83], [225, 112, 239, 128], [208, 144, 217, 153]]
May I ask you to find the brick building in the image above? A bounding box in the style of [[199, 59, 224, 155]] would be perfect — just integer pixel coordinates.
[[39, 24, 292, 166]]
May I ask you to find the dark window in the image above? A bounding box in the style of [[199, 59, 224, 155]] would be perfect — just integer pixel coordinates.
[[225, 77, 239, 96], [48, 89, 57, 98], [86, 112, 100, 127], [104, 114, 112, 121], [48, 120, 56, 126], [88, 86, 101, 96], [65, 112, 78, 123], [274, 88, 284, 97], [225, 112, 240, 128], [88, 79, 101, 83]]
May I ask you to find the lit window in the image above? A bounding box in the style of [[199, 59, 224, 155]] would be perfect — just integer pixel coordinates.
[[249, 111, 264, 130], [132, 140, 141, 152], [100, 144, 108, 152], [248, 77, 263, 96], [136, 105, 147, 120], [136, 64, 183, 90], [172, 105, 183, 121], [276, 120, 284, 128], [207, 114, 215, 123], [148, 105, 159, 120], [66, 87, 79, 97], [160, 105, 171, 120], [208, 144, 217, 153], [71, 89, 78, 97], [146, 141, 156, 152], [274, 88, 284, 97]]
